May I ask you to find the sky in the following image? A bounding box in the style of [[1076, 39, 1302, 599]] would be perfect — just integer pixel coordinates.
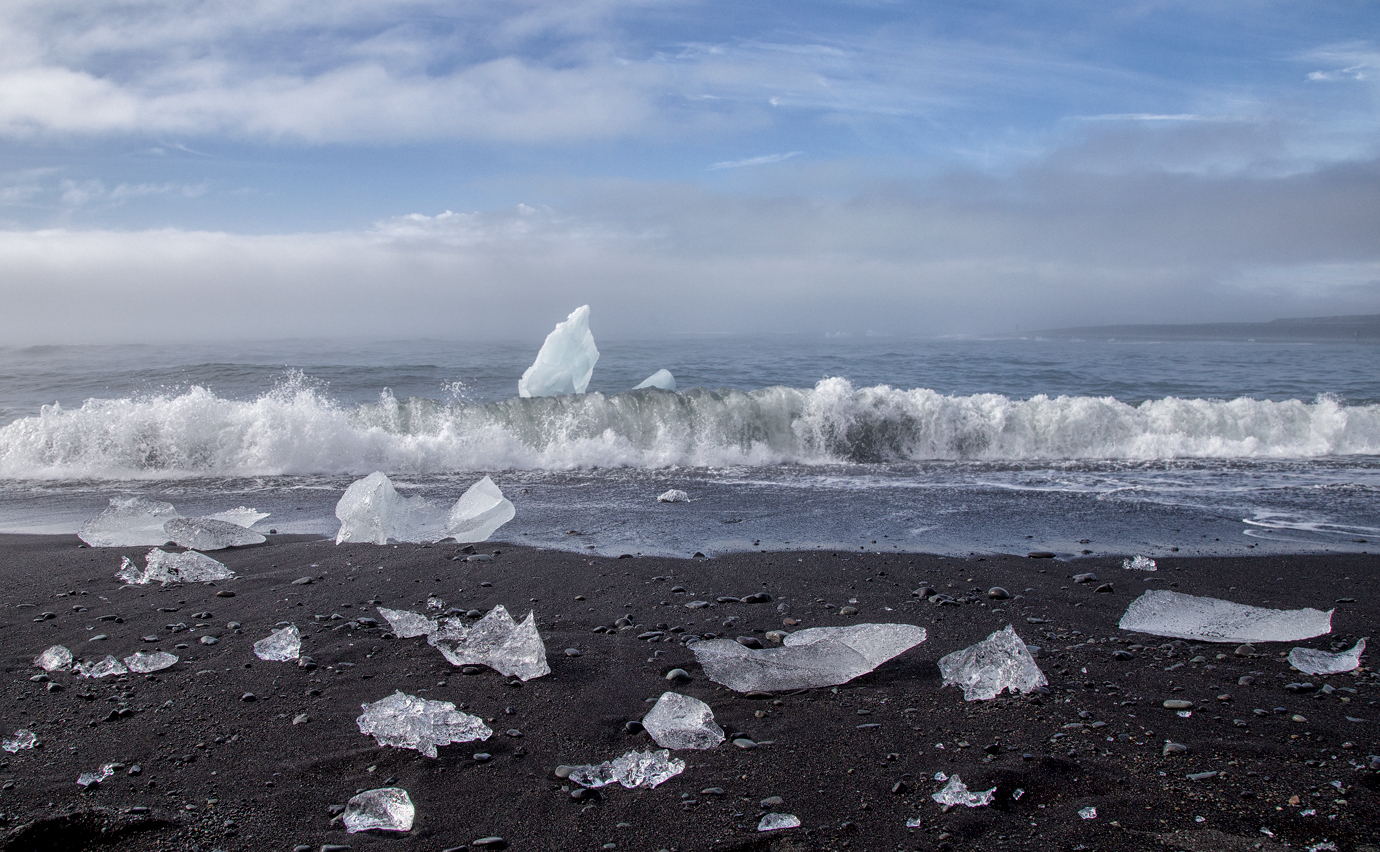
[[0, 0, 1377, 343]]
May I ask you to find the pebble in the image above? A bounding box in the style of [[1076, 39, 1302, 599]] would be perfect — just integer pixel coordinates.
[[1162, 699, 1194, 710], [471, 837, 506, 849], [987, 587, 1010, 600], [742, 592, 773, 604], [732, 738, 758, 749], [199, 635, 218, 645], [292, 714, 309, 725], [291, 577, 312, 585], [473, 753, 492, 763], [240, 693, 256, 702], [1112, 649, 1135, 660], [701, 787, 726, 796], [554, 765, 575, 779], [1291, 714, 1307, 723], [760, 796, 784, 807], [1072, 573, 1097, 583], [838, 606, 858, 616], [1234, 643, 1257, 656], [88, 634, 108, 642], [1162, 741, 1189, 755], [216, 590, 235, 597], [623, 720, 644, 734], [1186, 771, 1218, 781], [735, 636, 763, 649], [1237, 675, 1255, 686], [665, 668, 692, 682], [686, 601, 710, 609], [913, 586, 936, 599], [564, 648, 581, 657], [1028, 551, 1056, 559], [1094, 583, 1114, 594]]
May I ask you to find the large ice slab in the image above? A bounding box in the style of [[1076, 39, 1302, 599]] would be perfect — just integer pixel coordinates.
[[123, 651, 178, 674], [344, 788, 415, 833], [1288, 638, 1366, 675], [33, 645, 73, 672], [444, 475, 517, 543], [78, 497, 178, 547], [205, 506, 269, 529], [2, 730, 37, 753], [117, 549, 235, 585], [377, 607, 438, 639], [1119, 590, 1334, 643], [566, 749, 685, 789], [334, 472, 514, 544], [938, 624, 1047, 701], [253, 624, 301, 661], [642, 691, 724, 750], [357, 691, 492, 758], [74, 655, 128, 679], [634, 369, 676, 391], [692, 623, 927, 692], [428, 605, 550, 681], [164, 516, 266, 550], [518, 304, 599, 397], [932, 775, 995, 808]]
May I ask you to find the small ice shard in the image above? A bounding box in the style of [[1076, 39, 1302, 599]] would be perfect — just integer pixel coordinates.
[[518, 304, 599, 397], [1079, 806, 1097, 819], [1123, 555, 1157, 571], [938, 624, 1048, 701], [33, 645, 73, 672], [164, 516, 266, 550], [378, 607, 439, 639], [634, 369, 676, 391], [77, 763, 118, 787], [427, 605, 550, 681], [444, 475, 516, 543], [117, 548, 235, 585], [343, 787, 415, 833], [205, 506, 269, 529], [931, 775, 995, 808], [1119, 590, 1334, 643], [657, 489, 690, 503], [1288, 638, 1366, 675], [78, 497, 178, 547], [356, 691, 492, 758], [2, 730, 36, 753], [334, 472, 514, 544], [642, 691, 725, 750], [123, 651, 178, 674], [692, 623, 927, 692], [758, 813, 801, 831], [905, 817, 923, 828], [566, 749, 685, 789], [74, 655, 128, 679], [253, 624, 301, 661]]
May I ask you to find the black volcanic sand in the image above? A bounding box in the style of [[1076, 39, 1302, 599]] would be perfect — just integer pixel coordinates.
[[0, 534, 1377, 852]]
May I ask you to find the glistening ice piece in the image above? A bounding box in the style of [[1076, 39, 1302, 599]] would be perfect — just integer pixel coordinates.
[[1122, 555, 1157, 571], [692, 623, 927, 692], [1119, 590, 1333, 643], [518, 304, 599, 397], [77, 764, 118, 787], [642, 692, 725, 750], [334, 472, 514, 544], [356, 691, 492, 758], [74, 655, 128, 678], [117, 549, 235, 585], [1288, 638, 1366, 675], [427, 605, 550, 681], [758, 814, 801, 831], [78, 497, 178, 547], [254, 624, 301, 661], [565, 750, 685, 789], [164, 516, 265, 550], [2, 730, 36, 753], [932, 775, 995, 808], [634, 369, 676, 391], [33, 645, 73, 672], [938, 624, 1048, 701], [123, 651, 178, 674], [344, 788, 415, 833], [204, 506, 269, 529], [657, 489, 690, 503]]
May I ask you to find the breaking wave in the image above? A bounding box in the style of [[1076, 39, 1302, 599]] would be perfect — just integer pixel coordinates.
[[2, 377, 1377, 479]]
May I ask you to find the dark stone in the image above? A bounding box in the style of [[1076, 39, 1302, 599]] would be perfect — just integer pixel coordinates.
[[1027, 551, 1056, 559]]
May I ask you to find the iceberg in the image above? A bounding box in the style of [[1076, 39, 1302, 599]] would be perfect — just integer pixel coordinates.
[[1288, 638, 1366, 675], [344, 788, 415, 833], [657, 489, 690, 503], [123, 651, 179, 674], [334, 472, 514, 545], [164, 516, 266, 550], [692, 623, 927, 692], [253, 624, 301, 662], [634, 369, 676, 391], [518, 304, 599, 397], [33, 645, 73, 672], [932, 775, 995, 809], [1119, 590, 1333, 643], [74, 655, 128, 679], [758, 814, 801, 831], [356, 691, 492, 758], [78, 497, 178, 547], [566, 749, 685, 790], [938, 624, 1048, 701], [117, 549, 235, 585], [2, 730, 36, 753], [642, 691, 725, 750], [428, 605, 550, 681]]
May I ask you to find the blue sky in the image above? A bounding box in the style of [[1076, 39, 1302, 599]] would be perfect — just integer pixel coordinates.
[[0, 0, 1377, 342]]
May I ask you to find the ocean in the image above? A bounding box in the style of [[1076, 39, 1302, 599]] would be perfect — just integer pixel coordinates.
[[1, 334, 1376, 558]]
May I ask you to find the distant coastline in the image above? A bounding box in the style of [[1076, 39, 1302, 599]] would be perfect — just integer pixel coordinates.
[[1036, 313, 1380, 342]]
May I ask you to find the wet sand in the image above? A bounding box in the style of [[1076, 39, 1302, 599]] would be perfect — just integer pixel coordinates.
[[0, 534, 1376, 852]]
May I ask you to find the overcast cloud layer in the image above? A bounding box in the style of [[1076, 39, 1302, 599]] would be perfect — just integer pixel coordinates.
[[1, 1, 1377, 342]]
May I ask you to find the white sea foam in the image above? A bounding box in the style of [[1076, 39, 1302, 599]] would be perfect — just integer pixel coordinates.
[[1, 377, 1376, 478]]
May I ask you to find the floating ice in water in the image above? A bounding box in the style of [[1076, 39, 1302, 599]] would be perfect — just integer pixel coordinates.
[[427, 605, 550, 681], [758, 813, 801, 831], [78, 497, 178, 547], [692, 623, 927, 692], [344, 787, 415, 833], [1079, 806, 1097, 820], [164, 516, 266, 550], [377, 607, 438, 639], [204, 506, 269, 529], [74, 655, 128, 679], [566, 749, 685, 789], [1289, 638, 1366, 675], [334, 472, 514, 544], [518, 304, 599, 397], [656, 489, 690, 503], [2, 730, 36, 753], [642, 692, 725, 750], [77, 763, 118, 787], [938, 624, 1048, 701], [634, 369, 676, 391], [117, 549, 235, 585], [1119, 590, 1333, 643], [1123, 555, 1157, 571], [356, 691, 492, 758], [932, 775, 995, 808], [123, 651, 178, 674], [33, 645, 73, 672], [253, 624, 301, 661]]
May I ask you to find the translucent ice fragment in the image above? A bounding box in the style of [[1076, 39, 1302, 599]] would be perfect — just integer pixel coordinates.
[[33, 645, 73, 672], [634, 369, 676, 391], [377, 607, 439, 639], [1079, 806, 1097, 819], [253, 624, 301, 662], [518, 304, 599, 397], [932, 775, 994, 808], [335, 472, 514, 544], [1122, 555, 1157, 571], [1288, 638, 1366, 675], [692, 623, 927, 692], [205, 506, 269, 529], [758, 813, 801, 831], [566, 749, 685, 789], [2, 730, 36, 753], [444, 475, 516, 544], [344, 787, 415, 833], [78, 497, 178, 547], [657, 489, 690, 503], [427, 605, 550, 681], [74, 655, 128, 679], [938, 624, 1048, 701], [356, 691, 492, 758], [642, 691, 725, 750], [123, 651, 178, 674], [905, 817, 923, 828], [1119, 590, 1333, 643], [164, 516, 266, 550], [77, 763, 118, 787], [118, 548, 235, 585]]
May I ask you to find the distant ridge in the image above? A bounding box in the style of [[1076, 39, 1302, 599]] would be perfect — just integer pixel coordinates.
[[1037, 314, 1380, 342]]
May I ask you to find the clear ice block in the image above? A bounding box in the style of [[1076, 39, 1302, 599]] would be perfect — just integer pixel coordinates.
[[931, 775, 995, 808], [758, 813, 801, 831], [642, 691, 725, 750], [377, 606, 439, 639], [344, 787, 415, 833], [77, 763, 118, 787], [356, 691, 493, 758], [1122, 555, 1157, 571], [427, 605, 550, 681], [117, 548, 235, 585], [33, 645, 73, 672], [164, 516, 266, 550], [2, 730, 36, 753], [1119, 590, 1333, 643], [692, 623, 927, 692], [123, 651, 179, 674], [634, 369, 676, 391], [204, 506, 269, 529], [1288, 638, 1366, 675], [334, 472, 514, 544], [566, 749, 685, 790], [74, 655, 128, 679], [78, 497, 178, 547], [938, 624, 1047, 701], [253, 624, 301, 662]]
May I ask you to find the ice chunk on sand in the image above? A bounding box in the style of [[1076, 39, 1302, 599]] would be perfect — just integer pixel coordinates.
[[205, 506, 269, 529], [123, 651, 178, 674], [566, 749, 685, 789], [1119, 590, 1333, 643], [164, 516, 265, 550], [932, 775, 995, 808], [377, 607, 438, 639], [444, 475, 516, 543], [33, 645, 73, 672], [335, 472, 514, 544], [344, 787, 415, 833], [759, 813, 801, 831], [1288, 638, 1366, 675], [692, 623, 927, 692], [634, 369, 676, 391], [77, 763, 118, 787], [642, 691, 725, 750], [2, 730, 36, 753], [657, 489, 690, 503], [428, 605, 550, 681], [1079, 806, 1098, 820], [1123, 555, 1157, 571], [78, 497, 178, 547], [117, 548, 235, 585], [74, 655, 128, 679], [356, 691, 492, 758], [938, 624, 1048, 701], [253, 624, 301, 662], [518, 304, 599, 397]]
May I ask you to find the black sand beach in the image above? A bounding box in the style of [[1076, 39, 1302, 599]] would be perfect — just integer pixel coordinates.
[[1, 534, 1376, 852]]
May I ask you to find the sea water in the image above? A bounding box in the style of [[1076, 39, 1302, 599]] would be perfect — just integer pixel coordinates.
[[0, 335, 1376, 557]]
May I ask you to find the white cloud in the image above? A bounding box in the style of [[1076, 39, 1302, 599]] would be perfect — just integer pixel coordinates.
[[708, 151, 801, 169]]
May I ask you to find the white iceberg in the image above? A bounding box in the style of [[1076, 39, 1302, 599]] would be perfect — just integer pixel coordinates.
[[518, 304, 599, 397], [356, 691, 492, 758], [642, 692, 725, 750], [634, 369, 676, 391], [164, 516, 265, 550], [1119, 590, 1333, 644], [692, 623, 927, 692], [334, 472, 514, 545], [205, 506, 269, 529], [78, 497, 177, 547], [33, 645, 73, 672], [253, 624, 301, 662], [932, 775, 995, 808], [566, 749, 685, 790], [758, 813, 801, 831], [657, 489, 690, 503], [74, 655, 128, 679], [123, 651, 179, 674], [2, 730, 36, 753], [117, 549, 235, 585], [1288, 638, 1366, 675], [428, 605, 550, 681], [344, 788, 415, 833], [938, 624, 1048, 701]]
